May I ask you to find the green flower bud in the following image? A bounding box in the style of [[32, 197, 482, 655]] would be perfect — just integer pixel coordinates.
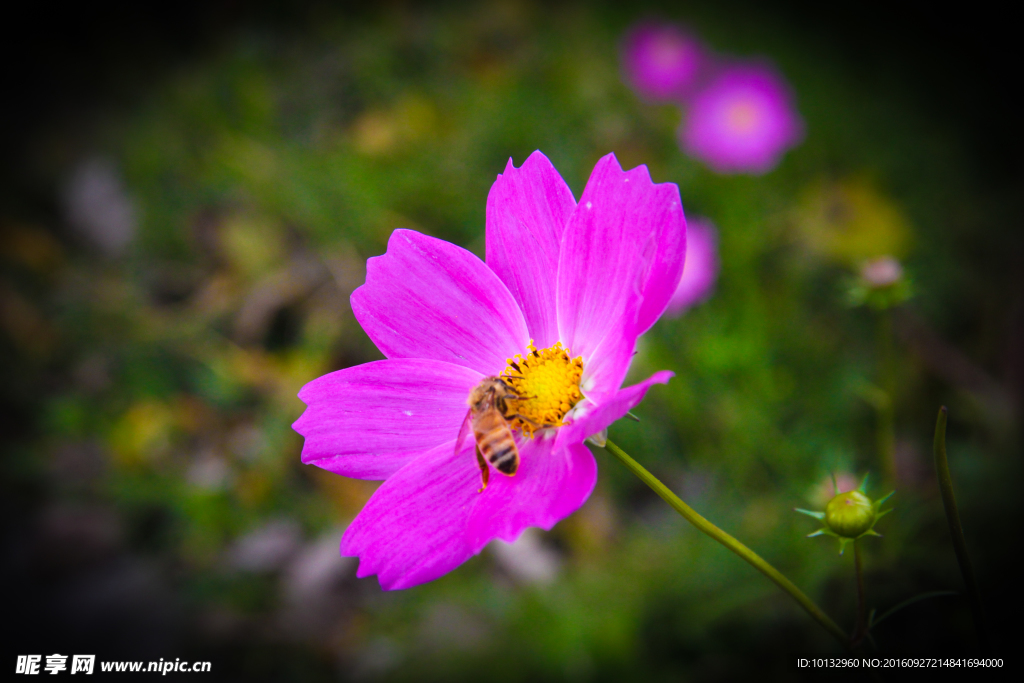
[[796, 473, 893, 554], [825, 490, 875, 538]]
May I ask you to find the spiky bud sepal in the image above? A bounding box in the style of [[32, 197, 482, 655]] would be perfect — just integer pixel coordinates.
[[796, 474, 893, 554]]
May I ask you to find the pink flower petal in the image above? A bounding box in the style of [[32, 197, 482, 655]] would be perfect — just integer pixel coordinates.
[[342, 441, 480, 590], [351, 229, 530, 375], [556, 371, 674, 450], [486, 151, 577, 349], [294, 359, 482, 479], [635, 205, 687, 336], [666, 217, 719, 316], [577, 307, 640, 403], [557, 154, 685, 391], [465, 439, 597, 553]]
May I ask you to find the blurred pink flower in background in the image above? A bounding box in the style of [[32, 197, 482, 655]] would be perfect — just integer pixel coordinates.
[[293, 151, 685, 590], [860, 256, 903, 288], [665, 217, 719, 316], [809, 472, 859, 509], [621, 21, 707, 102], [680, 63, 804, 174]]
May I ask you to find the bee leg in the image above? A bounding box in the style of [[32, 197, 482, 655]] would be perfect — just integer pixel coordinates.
[[475, 447, 490, 492], [511, 413, 541, 430]]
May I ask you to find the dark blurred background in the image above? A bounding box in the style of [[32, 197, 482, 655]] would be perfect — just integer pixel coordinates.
[[3, 1, 1020, 680]]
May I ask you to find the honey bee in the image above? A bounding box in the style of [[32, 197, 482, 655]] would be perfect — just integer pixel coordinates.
[[455, 377, 536, 492]]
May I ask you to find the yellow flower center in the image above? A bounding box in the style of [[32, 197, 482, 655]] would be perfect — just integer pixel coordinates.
[[501, 340, 584, 437]]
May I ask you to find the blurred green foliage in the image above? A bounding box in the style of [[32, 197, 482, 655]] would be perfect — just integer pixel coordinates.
[[2, 1, 1019, 680]]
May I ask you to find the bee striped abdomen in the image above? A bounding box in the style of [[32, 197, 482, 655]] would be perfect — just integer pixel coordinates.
[[474, 414, 519, 476], [488, 438, 518, 475]]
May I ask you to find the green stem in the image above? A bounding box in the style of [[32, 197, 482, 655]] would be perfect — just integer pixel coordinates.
[[932, 407, 988, 648], [853, 539, 867, 645], [876, 310, 897, 486], [870, 590, 957, 630], [603, 439, 849, 648]]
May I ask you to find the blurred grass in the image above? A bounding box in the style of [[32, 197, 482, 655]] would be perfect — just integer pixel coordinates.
[[2, 1, 1020, 680]]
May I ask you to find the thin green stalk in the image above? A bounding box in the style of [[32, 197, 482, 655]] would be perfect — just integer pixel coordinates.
[[876, 310, 897, 486], [853, 539, 867, 645], [870, 590, 957, 630], [603, 439, 849, 648], [932, 407, 988, 648]]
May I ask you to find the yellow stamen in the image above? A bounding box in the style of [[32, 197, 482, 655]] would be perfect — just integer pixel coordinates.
[[501, 340, 584, 437]]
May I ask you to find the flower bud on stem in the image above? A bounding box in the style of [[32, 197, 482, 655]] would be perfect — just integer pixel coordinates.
[[603, 438, 849, 648]]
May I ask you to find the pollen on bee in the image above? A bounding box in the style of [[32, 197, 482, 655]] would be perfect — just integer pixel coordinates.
[[500, 340, 584, 435]]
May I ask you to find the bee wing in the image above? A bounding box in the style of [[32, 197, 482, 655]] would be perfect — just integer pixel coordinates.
[[453, 408, 473, 458]]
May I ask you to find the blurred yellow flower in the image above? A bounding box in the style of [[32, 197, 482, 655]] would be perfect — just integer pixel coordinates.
[[794, 178, 912, 265]]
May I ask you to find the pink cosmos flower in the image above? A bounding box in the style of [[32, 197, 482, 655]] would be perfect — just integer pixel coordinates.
[[665, 217, 718, 316], [293, 151, 686, 590], [680, 62, 804, 174], [621, 21, 706, 102]]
